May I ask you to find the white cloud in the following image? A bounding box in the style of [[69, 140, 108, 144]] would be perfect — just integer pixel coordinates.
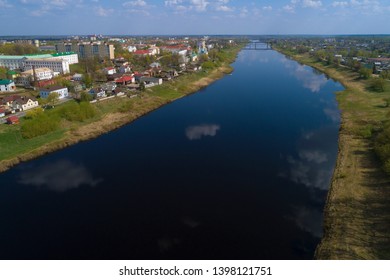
[[185, 124, 220, 140], [165, 0, 182, 6], [46, 0, 67, 6], [332, 1, 348, 7], [94, 5, 114, 16], [239, 7, 248, 17], [190, 0, 209, 12], [216, 5, 233, 12], [283, 4, 295, 12], [0, 0, 12, 7], [302, 0, 322, 8], [262, 5, 273, 11], [123, 0, 147, 7]]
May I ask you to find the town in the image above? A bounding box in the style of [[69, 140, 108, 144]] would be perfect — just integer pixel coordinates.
[[0, 35, 238, 126]]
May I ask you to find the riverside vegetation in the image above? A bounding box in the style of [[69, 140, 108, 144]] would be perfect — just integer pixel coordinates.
[[274, 41, 390, 259], [0, 43, 244, 172]]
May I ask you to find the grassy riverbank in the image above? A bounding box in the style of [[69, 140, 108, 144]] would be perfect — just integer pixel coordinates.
[[0, 45, 242, 173], [274, 47, 390, 259]]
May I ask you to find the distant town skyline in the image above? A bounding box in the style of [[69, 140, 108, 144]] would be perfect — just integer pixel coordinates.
[[1, 0, 389, 35]]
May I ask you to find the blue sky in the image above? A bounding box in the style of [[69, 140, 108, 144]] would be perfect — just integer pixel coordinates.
[[1, 0, 389, 35]]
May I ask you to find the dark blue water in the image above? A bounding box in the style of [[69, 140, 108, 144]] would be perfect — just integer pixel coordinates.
[[0, 47, 343, 260]]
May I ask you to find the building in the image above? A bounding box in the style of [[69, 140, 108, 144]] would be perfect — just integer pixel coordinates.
[[133, 50, 153, 56], [127, 46, 137, 52], [0, 80, 16, 92], [72, 73, 83, 81], [104, 67, 116, 75], [0, 52, 78, 74], [56, 42, 115, 60], [12, 96, 39, 111], [6, 116, 19, 125], [21, 67, 54, 81], [40, 86, 69, 99], [89, 88, 106, 99]]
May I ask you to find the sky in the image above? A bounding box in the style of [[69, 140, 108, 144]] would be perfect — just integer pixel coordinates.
[[1, 0, 389, 35]]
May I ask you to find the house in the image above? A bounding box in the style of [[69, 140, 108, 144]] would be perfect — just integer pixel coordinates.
[[119, 64, 131, 74], [127, 46, 137, 52], [0, 80, 16, 92], [72, 73, 83, 81], [115, 75, 135, 85], [148, 46, 160, 55], [101, 82, 117, 93], [104, 67, 116, 75], [140, 77, 163, 87], [150, 62, 161, 68], [6, 115, 19, 125], [133, 50, 153, 56], [12, 96, 39, 111], [1, 95, 20, 106], [89, 87, 106, 99], [21, 67, 53, 81], [114, 88, 126, 96], [39, 85, 69, 99]]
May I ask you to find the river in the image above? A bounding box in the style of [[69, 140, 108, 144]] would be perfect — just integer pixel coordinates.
[[0, 45, 343, 259]]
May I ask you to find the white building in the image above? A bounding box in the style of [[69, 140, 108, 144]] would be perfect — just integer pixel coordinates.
[[0, 80, 16, 92], [40, 86, 69, 99], [21, 67, 53, 81], [0, 52, 78, 74], [51, 52, 79, 64], [12, 97, 39, 111], [72, 73, 83, 81], [104, 67, 116, 75], [24, 58, 70, 74], [127, 46, 137, 52]]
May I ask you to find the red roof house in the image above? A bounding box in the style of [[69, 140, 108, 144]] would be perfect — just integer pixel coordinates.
[[6, 115, 19, 124]]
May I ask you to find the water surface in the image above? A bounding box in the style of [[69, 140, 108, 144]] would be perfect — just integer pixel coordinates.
[[0, 46, 343, 259]]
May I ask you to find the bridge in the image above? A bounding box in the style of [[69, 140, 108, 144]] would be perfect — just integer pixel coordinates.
[[242, 41, 272, 50]]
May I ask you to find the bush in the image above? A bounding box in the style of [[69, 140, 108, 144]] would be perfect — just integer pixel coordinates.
[[374, 125, 390, 175], [21, 114, 60, 139], [56, 102, 96, 122], [202, 61, 215, 70]]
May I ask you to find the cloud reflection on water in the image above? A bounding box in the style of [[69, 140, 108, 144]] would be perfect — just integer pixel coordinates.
[[18, 160, 102, 192], [280, 56, 328, 93], [290, 206, 323, 238], [281, 126, 338, 191], [185, 124, 220, 140]]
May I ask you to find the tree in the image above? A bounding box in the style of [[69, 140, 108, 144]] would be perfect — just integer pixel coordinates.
[[83, 74, 93, 88], [359, 67, 372, 79], [0, 67, 7, 79], [369, 78, 386, 92], [139, 81, 145, 91], [79, 92, 93, 102], [46, 92, 59, 107]]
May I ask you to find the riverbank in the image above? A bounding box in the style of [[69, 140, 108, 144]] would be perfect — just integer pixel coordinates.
[[274, 47, 390, 259], [0, 47, 241, 173]]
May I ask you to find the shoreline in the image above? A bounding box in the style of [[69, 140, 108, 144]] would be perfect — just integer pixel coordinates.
[[0, 57, 238, 174], [274, 47, 390, 259]]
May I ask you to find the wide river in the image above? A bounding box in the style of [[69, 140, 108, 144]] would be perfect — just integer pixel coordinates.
[[0, 46, 343, 259]]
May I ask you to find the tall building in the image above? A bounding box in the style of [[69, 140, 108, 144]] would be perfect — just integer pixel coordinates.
[[56, 42, 115, 60]]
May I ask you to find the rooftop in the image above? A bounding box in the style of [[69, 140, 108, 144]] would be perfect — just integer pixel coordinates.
[[0, 79, 14, 85]]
